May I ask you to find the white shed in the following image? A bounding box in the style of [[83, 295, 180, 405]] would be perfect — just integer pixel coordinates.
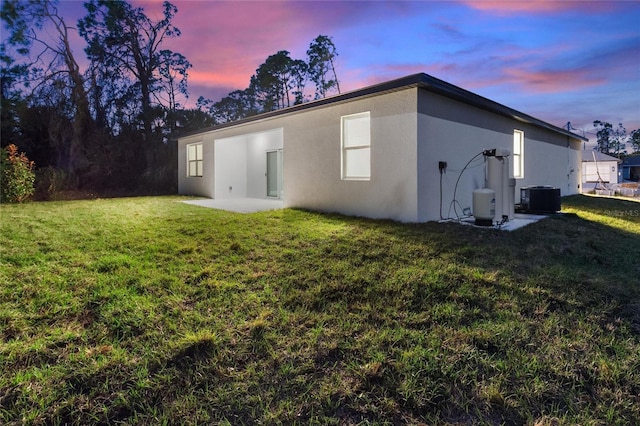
[[177, 73, 585, 223]]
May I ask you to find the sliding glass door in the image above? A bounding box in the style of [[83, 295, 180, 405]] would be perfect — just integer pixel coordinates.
[[266, 150, 282, 198]]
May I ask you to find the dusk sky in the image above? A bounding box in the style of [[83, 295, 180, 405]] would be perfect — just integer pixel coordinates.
[[35, 1, 640, 143]]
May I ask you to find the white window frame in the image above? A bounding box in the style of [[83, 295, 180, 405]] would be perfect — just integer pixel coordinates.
[[341, 112, 371, 180], [187, 143, 203, 177], [513, 129, 524, 179]]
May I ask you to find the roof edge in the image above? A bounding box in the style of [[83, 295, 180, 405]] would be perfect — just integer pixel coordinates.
[[175, 73, 588, 142], [582, 150, 623, 163], [413, 73, 588, 141]]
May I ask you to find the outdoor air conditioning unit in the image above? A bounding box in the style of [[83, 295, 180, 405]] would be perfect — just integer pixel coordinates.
[[520, 186, 561, 213]]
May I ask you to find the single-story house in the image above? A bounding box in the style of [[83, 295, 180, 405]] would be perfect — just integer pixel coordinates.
[[581, 151, 621, 188], [177, 73, 585, 222], [621, 155, 640, 182]]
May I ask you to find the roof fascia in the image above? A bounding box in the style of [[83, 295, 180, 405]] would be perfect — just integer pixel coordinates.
[[175, 74, 425, 139], [175, 73, 587, 142], [415, 74, 588, 142]]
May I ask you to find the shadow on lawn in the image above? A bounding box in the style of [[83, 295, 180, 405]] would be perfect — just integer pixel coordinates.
[[323, 206, 640, 424], [442, 207, 640, 334], [59, 338, 246, 425], [330, 195, 640, 337], [27, 197, 639, 425], [272, 203, 640, 423]]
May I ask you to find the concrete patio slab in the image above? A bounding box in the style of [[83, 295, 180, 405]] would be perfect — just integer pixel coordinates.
[[498, 213, 549, 231], [458, 212, 550, 231]]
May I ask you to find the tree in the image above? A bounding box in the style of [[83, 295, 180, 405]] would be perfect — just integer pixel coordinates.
[[289, 59, 309, 105], [250, 51, 307, 111], [1, 0, 95, 186], [212, 89, 259, 124], [79, 0, 192, 193], [0, 45, 28, 149], [209, 35, 341, 122], [593, 120, 627, 156], [629, 129, 640, 154], [2, 0, 195, 195], [307, 35, 340, 99], [252, 52, 284, 110], [611, 123, 627, 156], [78, 1, 190, 155], [171, 107, 215, 133], [158, 51, 191, 110]]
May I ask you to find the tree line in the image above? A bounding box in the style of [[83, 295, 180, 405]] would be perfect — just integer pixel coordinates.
[[592, 121, 640, 157], [197, 36, 339, 125], [1, 0, 340, 199]]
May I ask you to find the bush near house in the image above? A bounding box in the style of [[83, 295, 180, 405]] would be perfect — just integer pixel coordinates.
[[0, 144, 35, 203], [0, 195, 639, 425]]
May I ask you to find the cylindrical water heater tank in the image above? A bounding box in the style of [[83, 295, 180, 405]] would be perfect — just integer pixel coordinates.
[[473, 188, 495, 226], [508, 178, 516, 219], [487, 156, 505, 222]]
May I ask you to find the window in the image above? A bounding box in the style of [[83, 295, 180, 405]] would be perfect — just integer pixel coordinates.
[[513, 130, 524, 178], [187, 143, 203, 177], [341, 112, 371, 180]]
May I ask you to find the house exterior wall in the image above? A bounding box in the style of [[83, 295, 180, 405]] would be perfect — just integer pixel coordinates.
[[178, 80, 582, 223], [524, 127, 582, 197], [178, 125, 283, 199], [417, 90, 582, 221], [213, 128, 283, 199], [246, 129, 283, 198], [178, 89, 419, 221], [178, 133, 217, 197], [214, 135, 247, 198], [621, 156, 640, 181], [282, 88, 419, 221], [622, 165, 640, 181]]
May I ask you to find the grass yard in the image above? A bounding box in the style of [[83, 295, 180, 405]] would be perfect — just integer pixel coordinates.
[[1, 195, 639, 425]]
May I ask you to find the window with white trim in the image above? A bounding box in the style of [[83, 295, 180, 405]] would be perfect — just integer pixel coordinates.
[[513, 129, 524, 178], [187, 143, 203, 177], [341, 112, 371, 180]]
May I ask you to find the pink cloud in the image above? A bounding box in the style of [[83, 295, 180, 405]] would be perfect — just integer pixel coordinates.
[[188, 70, 247, 90], [130, 1, 430, 102], [462, 0, 612, 15], [502, 68, 605, 93], [153, 0, 376, 93], [351, 58, 607, 97]]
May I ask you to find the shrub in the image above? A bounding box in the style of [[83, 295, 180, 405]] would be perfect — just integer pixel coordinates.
[[1, 144, 36, 203], [35, 166, 68, 200]]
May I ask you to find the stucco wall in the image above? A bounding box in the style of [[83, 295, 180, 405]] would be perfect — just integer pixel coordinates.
[[178, 85, 581, 223], [417, 90, 582, 221], [282, 88, 419, 222], [177, 126, 283, 199], [179, 88, 420, 222], [177, 133, 217, 198], [246, 129, 283, 198], [214, 128, 283, 199], [214, 135, 247, 198]]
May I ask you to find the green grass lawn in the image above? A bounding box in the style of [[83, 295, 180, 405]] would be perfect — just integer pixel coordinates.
[[1, 195, 639, 425]]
